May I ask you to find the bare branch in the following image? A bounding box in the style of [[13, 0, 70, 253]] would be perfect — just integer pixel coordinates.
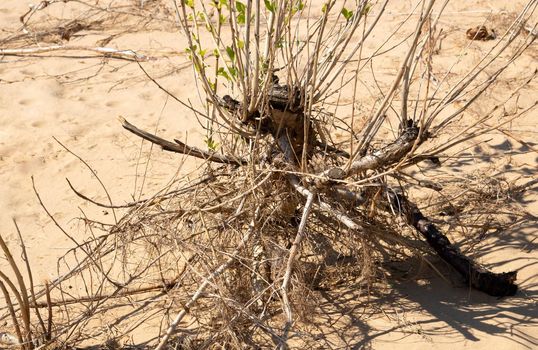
[[385, 192, 518, 297], [120, 117, 247, 165], [0, 45, 154, 61], [154, 207, 261, 350]]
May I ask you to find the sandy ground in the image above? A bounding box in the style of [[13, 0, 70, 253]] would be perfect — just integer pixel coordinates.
[[0, 0, 537, 348]]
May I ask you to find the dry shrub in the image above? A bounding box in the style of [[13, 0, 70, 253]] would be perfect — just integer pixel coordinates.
[[1, 0, 537, 349]]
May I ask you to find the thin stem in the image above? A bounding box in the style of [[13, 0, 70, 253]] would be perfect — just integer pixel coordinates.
[[154, 207, 261, 350], [279, 191, 315, 349]]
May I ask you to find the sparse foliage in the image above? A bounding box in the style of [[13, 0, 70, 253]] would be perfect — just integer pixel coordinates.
[[1, 0, 537, 349]]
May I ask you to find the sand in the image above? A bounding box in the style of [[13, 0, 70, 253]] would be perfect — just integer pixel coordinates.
[[0, 0, 537, 348]]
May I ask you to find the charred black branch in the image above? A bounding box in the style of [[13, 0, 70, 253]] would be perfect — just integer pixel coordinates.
[[388, 192, 518, 297], [215, 81, 314, 161]]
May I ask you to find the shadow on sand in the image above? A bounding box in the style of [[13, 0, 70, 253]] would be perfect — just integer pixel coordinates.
[[305, 194, 538, 349]]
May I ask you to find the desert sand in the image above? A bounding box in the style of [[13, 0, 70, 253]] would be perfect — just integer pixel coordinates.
[[0, 0, 537, 348]]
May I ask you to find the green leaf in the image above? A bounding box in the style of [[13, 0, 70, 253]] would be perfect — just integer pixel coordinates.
[[213, 48, 220, 58], [341, 7, 353, 22], [217, 67, 231, 81], [184, 44, 197, 54], [293, 0, 304, 14], [185, 0, 194, 9], [208, 81, 216, 91], [235, 1, 246, 13], [264, 0, 275, 13], [237, 40, 245, 49], [217, 0, 228, 10], [321, 3, 328, 14], [226, 46, 235, 62], [205, 137, 219, 151], [236, 1, 246, 24], [229, 66, 237, 78]]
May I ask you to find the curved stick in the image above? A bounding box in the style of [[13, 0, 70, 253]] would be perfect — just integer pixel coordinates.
[[120, 117, 247, 165], [388, 192, 517, 297], [279, 191, 315, 349]]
